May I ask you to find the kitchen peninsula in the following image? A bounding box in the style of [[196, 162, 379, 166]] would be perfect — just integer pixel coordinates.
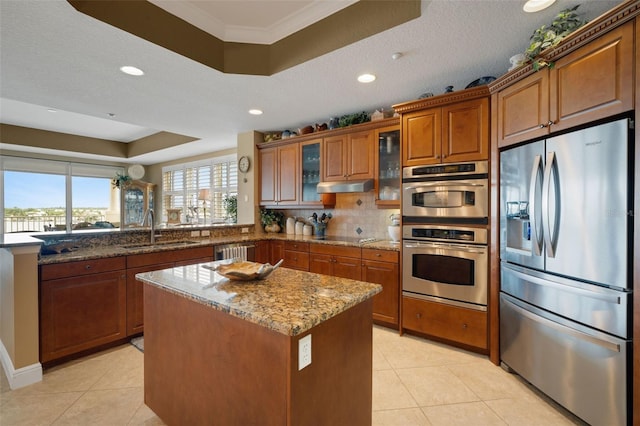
[[136, 261, 382, 426]]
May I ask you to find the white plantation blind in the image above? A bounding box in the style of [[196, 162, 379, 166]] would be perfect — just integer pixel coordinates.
[[162, 155, 236, 223]]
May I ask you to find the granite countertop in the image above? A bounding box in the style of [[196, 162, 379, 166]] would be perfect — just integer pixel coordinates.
[[136, 260, 382, 336], [36, 232, 400, 264]]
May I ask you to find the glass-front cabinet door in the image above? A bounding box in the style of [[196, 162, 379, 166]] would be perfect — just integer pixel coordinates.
[[375, 125, 401, 206], [300, 139, 322, 205], [122, 180, 155, 227]]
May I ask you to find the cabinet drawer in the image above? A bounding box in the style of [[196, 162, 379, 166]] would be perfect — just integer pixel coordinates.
[[402, 296, 487, 350], [127, 246, 212, 268], [284, 250, 309, 271], [309, 244, 360, 259], [361, 248, 398, 263], [40, 256, 126, 280], [284, 241, 309, 252]]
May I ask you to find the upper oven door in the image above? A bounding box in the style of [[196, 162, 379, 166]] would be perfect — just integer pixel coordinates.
[[402, 179, 488, 219]]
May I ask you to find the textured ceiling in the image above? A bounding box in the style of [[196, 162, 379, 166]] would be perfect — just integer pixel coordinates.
[[0, 0, 622, 164]]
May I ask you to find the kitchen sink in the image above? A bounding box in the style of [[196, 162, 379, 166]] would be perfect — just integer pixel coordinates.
[[122, 240, 202, 250]]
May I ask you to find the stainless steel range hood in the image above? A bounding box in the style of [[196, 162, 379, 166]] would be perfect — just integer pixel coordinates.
[[316, 179, 374, 193]]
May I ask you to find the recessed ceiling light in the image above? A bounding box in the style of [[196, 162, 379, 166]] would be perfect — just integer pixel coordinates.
[[249, 109, 263, 115], [391, 52, 403, 60], [120, 65, 144, 76], [357, 73, 376, 83], [523, 0, 556, 12]]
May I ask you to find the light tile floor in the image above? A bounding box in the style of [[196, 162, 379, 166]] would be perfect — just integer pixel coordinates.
[[0, 326, 584, 425]]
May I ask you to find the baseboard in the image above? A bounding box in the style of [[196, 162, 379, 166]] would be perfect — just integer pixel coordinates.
[[0, 339, 42, 389]]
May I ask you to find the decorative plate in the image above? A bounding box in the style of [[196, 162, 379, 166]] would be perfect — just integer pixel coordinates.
[[207, 259, 283, 281], [465, 76, 496, 89], [127, 164, 145, 180]]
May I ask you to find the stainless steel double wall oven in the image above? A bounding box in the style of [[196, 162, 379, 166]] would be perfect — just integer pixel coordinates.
[[402, 161, 489, 311]]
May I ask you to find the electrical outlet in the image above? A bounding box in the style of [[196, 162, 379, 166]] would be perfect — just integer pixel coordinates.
[[201, 230, 210, 237], [298, 334, 312, 370], [241, 227, 249, 233], [190, 230, 200, 237]]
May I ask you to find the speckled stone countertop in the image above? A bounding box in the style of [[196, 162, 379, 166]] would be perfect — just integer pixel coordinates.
[[136, 260, 382, 336], [36, 232, 399, 264]]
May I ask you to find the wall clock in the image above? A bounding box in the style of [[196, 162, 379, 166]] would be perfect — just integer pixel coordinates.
[[238, 155, 251, 182]]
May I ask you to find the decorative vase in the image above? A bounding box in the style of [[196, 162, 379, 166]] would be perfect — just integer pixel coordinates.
[[388, 225, 400, 242], [264, 223, 281, 233]]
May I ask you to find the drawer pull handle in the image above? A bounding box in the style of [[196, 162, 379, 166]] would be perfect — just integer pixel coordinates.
[[416, 313, 422, 319], [85, 265, 92, 270], [376, 253, 381, 257], [462, 324, 468, 329]]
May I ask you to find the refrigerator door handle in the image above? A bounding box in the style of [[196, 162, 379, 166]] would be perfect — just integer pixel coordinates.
[[528, 155, 543, 256], [505, 264, 622, 305], [506, 296, 621, 353], [542, 151, 559, 258]]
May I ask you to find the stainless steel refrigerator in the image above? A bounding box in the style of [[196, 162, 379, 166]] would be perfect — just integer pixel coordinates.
[[499, 118, 632, 426]]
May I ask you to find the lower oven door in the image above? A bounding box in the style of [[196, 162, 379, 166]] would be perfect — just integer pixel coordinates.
[[402, 240, 487, 307]]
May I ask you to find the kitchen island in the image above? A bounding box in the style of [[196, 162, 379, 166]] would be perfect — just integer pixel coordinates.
[[136, 261, 382, 426]]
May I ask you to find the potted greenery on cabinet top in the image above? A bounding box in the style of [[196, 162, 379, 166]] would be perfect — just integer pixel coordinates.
[[525, 5, 586, 71]]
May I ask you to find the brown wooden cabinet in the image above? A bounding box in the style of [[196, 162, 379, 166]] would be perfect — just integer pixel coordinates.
[[259, 144, 299, 206], [374, 125, 401, 207], [323, 130, 374, 181], [400, 96, 489, 166], [254, 240, 270, 264], [402, 296, 487, 351], [361, 248, 399, 327], [496, 21, 634, 148], [39, 257, 127, 364], [309, 244, 361, 280], [283, 241, 309, 271], [125, 246, 213, 336]]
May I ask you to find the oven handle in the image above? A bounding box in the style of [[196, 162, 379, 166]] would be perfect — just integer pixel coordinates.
[[403, 182, 485, 189], [403, 241, 486, 253]]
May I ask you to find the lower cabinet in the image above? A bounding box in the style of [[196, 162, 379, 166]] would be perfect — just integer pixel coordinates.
[[283, 241, 309, 271], [402, 296, 487, 351], [361, 248, 399, 327], [309, 244, 361, 280], [39, 257, 127, 364], [254, 240, 270, 264], [126, 246, 213, 336]]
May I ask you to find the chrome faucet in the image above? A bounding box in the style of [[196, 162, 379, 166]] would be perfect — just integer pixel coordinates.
[[142, 208, 156, 244]]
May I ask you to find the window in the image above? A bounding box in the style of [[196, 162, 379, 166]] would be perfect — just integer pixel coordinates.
[[162, 155, 237, 224], [1, 156, 122, 233]]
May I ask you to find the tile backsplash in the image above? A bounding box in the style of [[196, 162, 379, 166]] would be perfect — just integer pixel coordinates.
[[279, 192, 400, 240]]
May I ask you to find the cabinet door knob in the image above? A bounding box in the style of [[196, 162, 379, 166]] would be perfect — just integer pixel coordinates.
[[462, 323, 468, 329], [539, 123, 546, 128], [547, 120, 555, 127], [416, 313, 422, 319], [85, 265, 92, 270], [376, 253, 381, 257]]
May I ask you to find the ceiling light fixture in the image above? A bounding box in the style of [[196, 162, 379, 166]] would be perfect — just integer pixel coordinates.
[[357, 73, 376, 83], [120, 65, 144, 76], [391, 52, 403, 60], [47, 108, 57, 113], [248, 109, 263, 115], [523, 0, 556, 12]]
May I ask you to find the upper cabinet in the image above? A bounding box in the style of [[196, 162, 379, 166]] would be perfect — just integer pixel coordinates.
[[323, 130, 374, 181], [374, 124, 401, 206], [395, 88, 490, 167], [258, 118, 398, 208], [494, 20, 634, 148], [259, 144, 299, 207]]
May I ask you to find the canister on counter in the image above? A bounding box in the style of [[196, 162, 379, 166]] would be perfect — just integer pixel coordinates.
[[295, 221, 304, 234]]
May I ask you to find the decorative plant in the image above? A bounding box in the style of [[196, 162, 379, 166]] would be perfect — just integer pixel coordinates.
[[112, 172, 131, 189], [223, 194, 237, 223], [260, 209, 283, 227], [525, 5, 586, 70]]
